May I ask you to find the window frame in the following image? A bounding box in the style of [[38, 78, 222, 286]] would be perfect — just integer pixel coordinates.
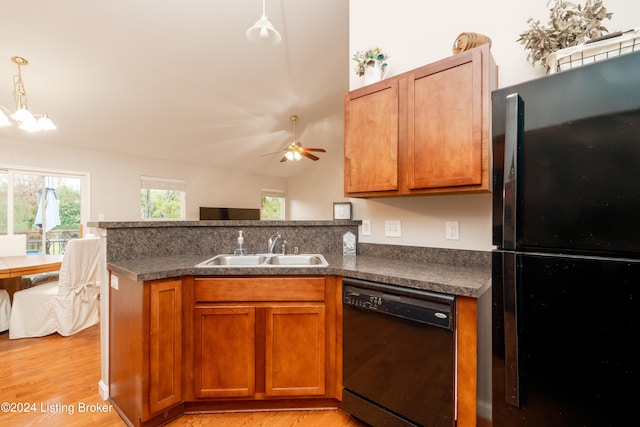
[[140, 175, 186, 221], [0, 164, 90, 252], [260, 189, 286, 220]]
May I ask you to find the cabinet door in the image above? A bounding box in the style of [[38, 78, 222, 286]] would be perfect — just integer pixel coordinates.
[[408, 47, 483, 189], [149, 279, 182, 414], [265, 305, 326, 397], [193, 306, 256, 398], [345, 80, 399, 193]]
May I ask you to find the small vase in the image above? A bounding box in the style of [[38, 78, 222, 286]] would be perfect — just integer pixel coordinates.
[[363, 61, 387, 85]]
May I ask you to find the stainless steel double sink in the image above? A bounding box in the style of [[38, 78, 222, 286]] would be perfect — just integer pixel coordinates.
[[195, 253, 328, 268]]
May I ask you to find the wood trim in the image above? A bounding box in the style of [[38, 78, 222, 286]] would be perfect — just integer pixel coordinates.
[[457, 296, 478, 427]]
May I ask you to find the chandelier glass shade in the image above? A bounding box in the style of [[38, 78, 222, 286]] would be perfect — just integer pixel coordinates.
[[246, 0, 281, 46], [0, 56, 56, 132]]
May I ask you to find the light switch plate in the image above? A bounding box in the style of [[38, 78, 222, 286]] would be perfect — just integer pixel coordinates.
[[361, 219, 371, 236], [385, 220, 402, 237], [111, 274, 119, 290], [445, 221, 460, 240]]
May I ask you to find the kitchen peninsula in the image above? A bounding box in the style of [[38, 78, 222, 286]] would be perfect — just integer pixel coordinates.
[[96, 221, 490, 427]]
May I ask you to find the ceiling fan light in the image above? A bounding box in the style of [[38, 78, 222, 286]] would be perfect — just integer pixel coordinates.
[[293, 151, 302, 161], [36, 113, 56, 130], [285, 151, 294, 161]]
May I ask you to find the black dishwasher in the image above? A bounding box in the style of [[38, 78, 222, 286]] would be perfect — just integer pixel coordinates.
[[342, 278, 455, 427]]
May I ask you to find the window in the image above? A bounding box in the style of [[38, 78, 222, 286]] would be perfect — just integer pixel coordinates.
[[1, 166, 89, 254], [140, 176, 186, 220], [261, 189, 286, 220]]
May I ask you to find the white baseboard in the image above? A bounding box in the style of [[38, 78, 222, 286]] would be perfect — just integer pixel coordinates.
[[98, 380, 109, 400]]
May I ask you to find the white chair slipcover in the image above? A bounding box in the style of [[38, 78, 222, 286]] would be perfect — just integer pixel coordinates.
[[0, 289, 10, 332], [9, 237, 101, 339]]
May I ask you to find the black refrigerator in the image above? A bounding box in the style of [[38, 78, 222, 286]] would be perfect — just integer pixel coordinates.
[[492, 51, 639, 426]]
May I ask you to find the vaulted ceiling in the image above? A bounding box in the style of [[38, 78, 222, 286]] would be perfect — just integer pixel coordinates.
[[0, 1, 349, 179]]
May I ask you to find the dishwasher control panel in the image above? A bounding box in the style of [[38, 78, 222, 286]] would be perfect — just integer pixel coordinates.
[[344, 287, 383, 309], [343, 279, 454, 330]]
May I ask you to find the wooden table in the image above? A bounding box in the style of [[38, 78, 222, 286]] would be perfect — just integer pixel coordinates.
[[0, 254, 64, 302]]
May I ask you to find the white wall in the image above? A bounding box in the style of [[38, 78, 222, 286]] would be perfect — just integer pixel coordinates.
[[340, 0, 639, 251], [286, 115, 348, 220], [0, 136, 287, 222], [2, 0, 636, 247]]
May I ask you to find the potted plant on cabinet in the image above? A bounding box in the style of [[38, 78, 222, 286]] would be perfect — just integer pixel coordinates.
[[518, 0, 613, 73], [352, 47, 389, 85]]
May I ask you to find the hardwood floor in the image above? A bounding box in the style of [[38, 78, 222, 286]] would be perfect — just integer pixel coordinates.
[[0, 325, 363, 427]]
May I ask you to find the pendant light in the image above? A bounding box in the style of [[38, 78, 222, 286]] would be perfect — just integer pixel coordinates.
[[0, 56, 56, 132], [245, 0, 281, 46]]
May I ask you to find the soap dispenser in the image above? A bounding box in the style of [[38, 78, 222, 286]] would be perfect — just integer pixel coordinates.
[[234, 230, 246, 256]]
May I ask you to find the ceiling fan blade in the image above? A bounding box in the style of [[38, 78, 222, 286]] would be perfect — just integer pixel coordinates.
[[279, 155, 288, 162], [301, 151, 320, 161], [303, 147, 326, 153], [260, 149, 286, 157]]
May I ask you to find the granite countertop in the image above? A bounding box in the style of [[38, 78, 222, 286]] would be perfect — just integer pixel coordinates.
[[107, 253, 491, 298]]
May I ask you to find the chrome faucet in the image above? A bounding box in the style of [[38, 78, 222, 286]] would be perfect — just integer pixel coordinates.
[[267, 231, 281, 254]]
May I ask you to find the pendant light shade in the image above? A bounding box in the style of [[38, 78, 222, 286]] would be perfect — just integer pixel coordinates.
[[36, 113, 57, 130], [246, 0, 281, 46], [0, 110, 11, 127]]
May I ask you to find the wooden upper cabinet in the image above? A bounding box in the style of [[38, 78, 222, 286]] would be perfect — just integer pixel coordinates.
[[344, 79, 399, 193], [344, 44, 496, 198], [408, 48, 483, 189]]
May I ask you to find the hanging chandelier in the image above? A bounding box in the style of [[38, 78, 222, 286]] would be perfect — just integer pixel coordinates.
[[0, 56, 56, 132], [245, 0, 281, 46]]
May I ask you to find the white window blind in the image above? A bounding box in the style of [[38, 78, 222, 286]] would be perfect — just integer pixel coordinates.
[[140, 176, 186, 191]]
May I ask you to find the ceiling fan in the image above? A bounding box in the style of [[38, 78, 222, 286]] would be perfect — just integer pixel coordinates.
[[261, 115, 326, 162]]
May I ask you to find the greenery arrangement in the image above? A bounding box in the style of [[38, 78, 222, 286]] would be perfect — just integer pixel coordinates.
[[352, 47, 389, 77], [518, 0, 613, 72]]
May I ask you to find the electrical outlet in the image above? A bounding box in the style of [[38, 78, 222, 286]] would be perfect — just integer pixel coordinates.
[[385, 220, 402, 237], [361, 219, 371, 236], [445, 221, 460, 240], [111, 274, 119, 290]]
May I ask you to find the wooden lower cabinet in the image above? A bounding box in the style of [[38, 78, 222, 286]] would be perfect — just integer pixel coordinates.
[[109, 275, 184, 427], [193, 303, 327, 399], [265, 305, 326, 397], [108, 272, 485, 426], [148, 279, 183, 413], [193, 306, 257, 398], [190, 276, 336, 403], [110, 274, 341, 427]]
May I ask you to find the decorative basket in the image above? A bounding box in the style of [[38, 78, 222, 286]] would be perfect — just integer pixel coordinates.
[[546, 27, 640, 73]]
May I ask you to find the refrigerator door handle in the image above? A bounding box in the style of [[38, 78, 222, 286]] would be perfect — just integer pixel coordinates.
[[502, 93, 524, 251], [503, 251, 523, 408]]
